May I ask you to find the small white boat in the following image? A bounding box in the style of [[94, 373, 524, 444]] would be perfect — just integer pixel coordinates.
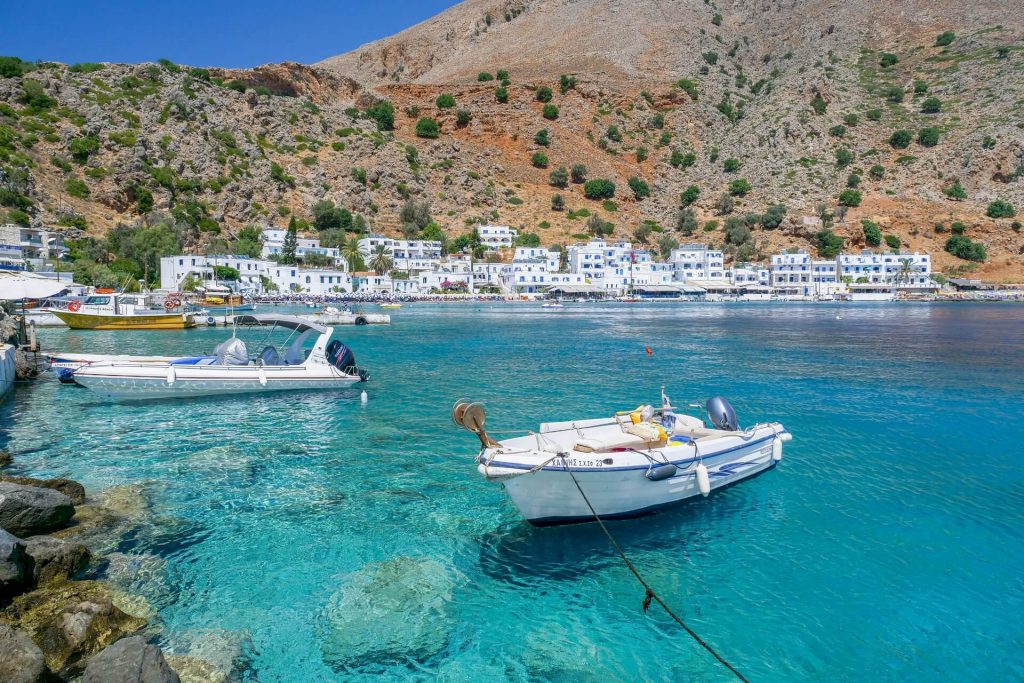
[[48, 352, 182, 373], [541, 301, 564, 309], [454, 393, 791, 525], [71, 314, 368, 401]]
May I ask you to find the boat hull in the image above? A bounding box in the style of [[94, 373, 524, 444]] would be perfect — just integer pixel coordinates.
[[480, 427, 784, 525], [185, 303, 255, 314], [53, 311, 196, 330], [72, 364, 362, 401]]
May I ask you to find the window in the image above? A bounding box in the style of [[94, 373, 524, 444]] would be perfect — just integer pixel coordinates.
[[84, 296, 110, 305]]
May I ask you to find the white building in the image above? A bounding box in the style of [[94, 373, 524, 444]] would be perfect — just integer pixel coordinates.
[[566, 240, 670, 295], [668, 244, 726, 283], [770, 249, 934, 296], [0, 224, 67, 263], [502, 247, 584, 294], [267, 265, 352, 294], [160, 255, 275, 292], [838, 250, 932, 287], [477, 225, 517, 251], [769, 251, 839, 296], [261, 228, 341, 262], [357, 234, 442, 272]]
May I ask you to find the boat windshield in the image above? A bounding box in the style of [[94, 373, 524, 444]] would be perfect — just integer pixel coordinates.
[[84, 296, 110, 305], [227, 320, 327, 366]]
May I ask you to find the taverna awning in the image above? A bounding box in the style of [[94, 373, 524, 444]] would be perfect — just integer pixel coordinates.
[[545, 284, 605, 294], [633, 284, 704, 294]]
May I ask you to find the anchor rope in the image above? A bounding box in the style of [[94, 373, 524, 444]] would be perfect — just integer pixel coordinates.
[[562, 461, 749, 683]]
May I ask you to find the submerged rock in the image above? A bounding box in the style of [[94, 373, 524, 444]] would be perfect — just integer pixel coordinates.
[[162, 628, 252, 681], [0, 483, 75, 536], [1, 579, 147, 678], [24, 536, 91, 585], [0, 528, 30, 600], [0, 450, 11, 467], [0, 476, 86, 505], [50, 504, 131, 550], [82, 636, 180, 683], [318, 556, 458, 670], [0, 622, 47, 683], [165, 655, 226, 683]]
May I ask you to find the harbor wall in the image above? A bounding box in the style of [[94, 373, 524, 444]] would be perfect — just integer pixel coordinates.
[[0, 343, 14, 400]]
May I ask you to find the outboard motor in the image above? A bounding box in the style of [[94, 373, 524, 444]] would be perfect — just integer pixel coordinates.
[[706, 396, 739, 431], [326, 340, 368, 381]]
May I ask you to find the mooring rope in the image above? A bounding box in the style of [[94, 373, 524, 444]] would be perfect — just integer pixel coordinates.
[[563, 462, 750, 683]]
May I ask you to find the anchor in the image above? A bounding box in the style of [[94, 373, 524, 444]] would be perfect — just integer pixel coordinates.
[[451, 399, 501, 448]]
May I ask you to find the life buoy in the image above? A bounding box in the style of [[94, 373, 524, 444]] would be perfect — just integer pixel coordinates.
[[164, 300, 175, 310], [68, 300, 82, 312]]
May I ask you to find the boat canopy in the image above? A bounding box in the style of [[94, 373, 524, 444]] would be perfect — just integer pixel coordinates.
[[232, 314, 329, 335]]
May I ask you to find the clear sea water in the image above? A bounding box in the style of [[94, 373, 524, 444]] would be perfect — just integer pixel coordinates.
[[1, 302, 1022, 681]]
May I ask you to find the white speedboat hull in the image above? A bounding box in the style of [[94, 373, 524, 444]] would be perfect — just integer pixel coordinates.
[[72, 363, 362, 401], [48, 353, 182, 372], [477, 421, 789, 525]]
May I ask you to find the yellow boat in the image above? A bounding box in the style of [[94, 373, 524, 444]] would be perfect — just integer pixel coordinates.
[[53, 293, 196, 330]]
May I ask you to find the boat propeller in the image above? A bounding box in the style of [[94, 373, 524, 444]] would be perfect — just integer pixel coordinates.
[[451, 399, 501, 448]]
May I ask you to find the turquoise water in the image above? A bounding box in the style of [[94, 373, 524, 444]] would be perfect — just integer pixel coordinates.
[[2, 303, 1023, 681]]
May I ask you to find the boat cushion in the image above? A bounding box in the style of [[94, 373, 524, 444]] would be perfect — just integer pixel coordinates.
[[258, 346, 282, 366], [169, 356, 219, 366]]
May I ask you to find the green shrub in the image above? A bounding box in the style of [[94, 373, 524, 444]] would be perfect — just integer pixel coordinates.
[[829, 125, 847, 137], [935, 31, 955, 47], [862, 219, 882, 246], [496, 69, 510, 81], [628, 176, 650, 199], [606, 125, 622, 142], [64, 177, 89, 199], [944, 180, 967, 200], [0, 56, 34, 78], [838, 189, 862, 206], [551, 194, 565, 211], [365, 99, 395, 131], [676, 79, 699, 101], [456, 109, 471, 126], [636, 146, 648, 163], [69, 134, 100, 163], [810, 94, 826, 115], [533, 128, 550, 147], [723, 158, 741, 172], [816, 229, 844, 258], [889, 130, 912, 149], [531, 151, 548, 168], [703, 52, 719, 65], [866, 109, 882, 121], [477, 72, 494, 82], [584, 178, 616, 199], [869, 164, 885, 180], [225, 80, 247, 92], [542, 104, 559, 120], [917, 127, 940, 147], [494, 87, 508, 103], [729, 178, 752, 196], [50, 155, 72, 172], [415, 117, 440, 138], [951, 221, 965, 235], [549, 166, 568, 188], [913, 80, 928, 95], [559, 74, 576, 93], [986, 200, 1016, 218], [879, 53, 899, 68], [21, 80, 55, 111], [835, 148, 854, 167], [921, 97, 941, 114], [945, 235, 986, 261], [884, 86, 904, 103], [884, 234, 901, 249], [108, 130, 137, 147], [69, 62, 104, 73], [847, 173, 861, 188], [535, 86, 553, 102], [436, 94, 455, 109], [711, 12, 722, 25], [680, 185, 700, 207]]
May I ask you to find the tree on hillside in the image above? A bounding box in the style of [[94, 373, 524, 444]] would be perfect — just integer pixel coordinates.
[[416, 117, 440, 138], [400, 199, 432, 230], [369, 244, 394, 275], [571, 164, 587, 184], [281, 216, 298, 265]]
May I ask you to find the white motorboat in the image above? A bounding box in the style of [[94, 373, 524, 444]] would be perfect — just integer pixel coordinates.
[[70, 314, 368, 401], [47, 352, 183, 382], [541, 300, 564, 309], [454, 393, 791, 525]]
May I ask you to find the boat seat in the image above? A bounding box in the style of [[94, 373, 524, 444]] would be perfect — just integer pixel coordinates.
[[258, 346, 282, 366]]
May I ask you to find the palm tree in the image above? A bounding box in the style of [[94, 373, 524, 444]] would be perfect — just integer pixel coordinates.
[[341, 237, 363, 272], [369, 244, 394, 276], [897, 258, 914, 286]]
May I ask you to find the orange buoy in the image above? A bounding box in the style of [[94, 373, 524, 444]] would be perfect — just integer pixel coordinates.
[[645, 346, 653, 355]]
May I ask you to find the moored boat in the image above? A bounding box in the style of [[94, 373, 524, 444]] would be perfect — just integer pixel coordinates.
[[71, 314, 368, 401], [52, 293, 195, 330], [454, 393, 791, 525]]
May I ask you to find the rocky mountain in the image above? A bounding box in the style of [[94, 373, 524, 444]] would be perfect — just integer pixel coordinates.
[[1, 0, 1023, 280]]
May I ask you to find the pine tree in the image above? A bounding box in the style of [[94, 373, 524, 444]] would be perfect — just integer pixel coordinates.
[[281, 216, 298, 265]]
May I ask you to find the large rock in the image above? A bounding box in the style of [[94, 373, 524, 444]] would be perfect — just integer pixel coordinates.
[[0, 477, 86, 505], [0, 450, 11, 467], [0, 483, 75, 536], [317, 556, 458, 670], [24, 536, 91, 584], [0, 622, 47, 683], [1, 580, 146, 678], [83, 636, 179, 683], [0, 528, 30, 600]]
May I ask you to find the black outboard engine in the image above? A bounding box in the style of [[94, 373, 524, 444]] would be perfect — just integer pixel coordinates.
[[706, 396, 739, 431], [326, 340, 368, 382]]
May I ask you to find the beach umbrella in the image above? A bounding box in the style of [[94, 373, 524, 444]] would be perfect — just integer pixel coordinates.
[[0, 272, 69, 301]]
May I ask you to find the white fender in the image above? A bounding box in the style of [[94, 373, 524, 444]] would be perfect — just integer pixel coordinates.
[[258, 367, 267, 386], [360, 390, 368, 404], [695, 462, 710, 496], [165, 366, 176, 386], [772, 437, 783, 462]]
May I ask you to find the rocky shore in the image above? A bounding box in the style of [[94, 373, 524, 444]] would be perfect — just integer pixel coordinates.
[[0, 451, 240, 682]]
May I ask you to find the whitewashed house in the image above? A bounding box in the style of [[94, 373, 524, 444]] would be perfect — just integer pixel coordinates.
[[357, 234, 442, 272], [478, 225, 517, 251]]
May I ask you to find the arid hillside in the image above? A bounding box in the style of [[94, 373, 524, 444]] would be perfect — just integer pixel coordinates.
[[1, 0, 1022, 280]]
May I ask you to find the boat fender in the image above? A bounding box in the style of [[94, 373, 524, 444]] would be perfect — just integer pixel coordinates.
[[695, 463, 711, 496], [360, 390, 368, 404], [772, 437, 783, 462], [55, 368, 78, 384], [166, 367, 176, 386], [206, 316, 216, 326], [355, 316, 367, 325], [646, 463, 678, 481], [258, 367, 267, 386]]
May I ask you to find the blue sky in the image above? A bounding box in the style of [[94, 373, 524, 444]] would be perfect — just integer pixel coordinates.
[[0, 1, 458, 68]]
